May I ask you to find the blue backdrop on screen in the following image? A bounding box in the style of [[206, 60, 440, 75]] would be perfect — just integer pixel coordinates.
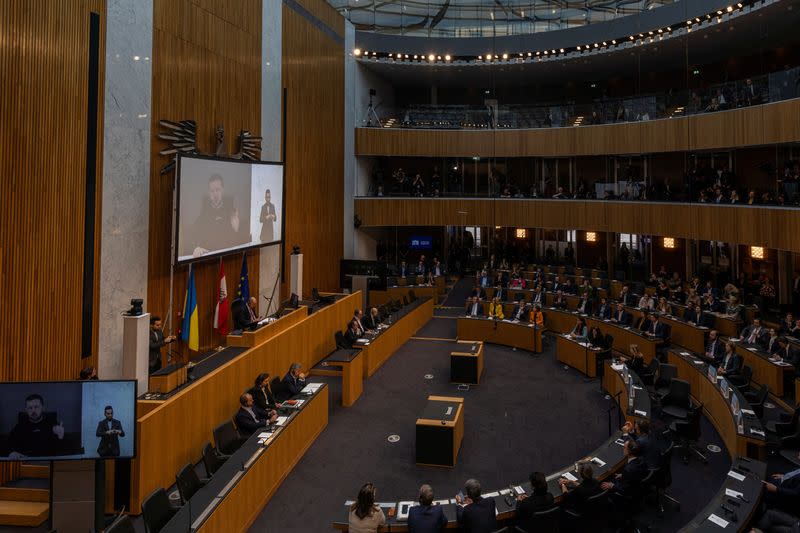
[[409, 236, 433, 250], [80, 381, 135, 459]]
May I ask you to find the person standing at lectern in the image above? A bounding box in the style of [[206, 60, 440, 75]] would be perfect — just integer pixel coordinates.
[[149, 316, 175, 373], [96, 405, 125, 457], [259, 189, 277, 243]]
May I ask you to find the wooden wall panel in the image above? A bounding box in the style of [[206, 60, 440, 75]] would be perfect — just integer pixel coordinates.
[[148, 0, 262, 354], [355, 99, 800, 158], [281, 3, 344, 295], [0, 0, 106, 483], [355, 198, 800, 253]]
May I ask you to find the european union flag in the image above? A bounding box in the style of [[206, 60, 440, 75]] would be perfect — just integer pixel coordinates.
[[237, 254, 250, 302]]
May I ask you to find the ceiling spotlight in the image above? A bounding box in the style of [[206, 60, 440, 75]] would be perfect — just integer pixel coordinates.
[[413, 54, 418, 59], [559, 48, 565, 53], [551, 49, 556, 54], [611, 40, 616, 44], [502, 53, 508, 59], [602, 42, 607, 46], [404, 54, 409, 58], [527, 52, 532, 56], [687, 20, 693, 24], [485, 54, 492, 60], [666, 27, 671, 31], [726, 5, 733, 11], [428, 54, 435, 61], [354, 48, 362, 56], [536, 51, 540, 55], [544, 50, 548, 54], [444, 54, 451, 61], [593, 43, 598, 48], [717, 10, 723, 14], [388, 53, 393, 57], [737, 2, 742, 7], [371, 51, 376, 55], [657, 28, 662, 33], [577, 45, 582, 50], [629, 36, 634, 40]]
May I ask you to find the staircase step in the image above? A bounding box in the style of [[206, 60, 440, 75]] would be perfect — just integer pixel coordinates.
[[19, 465, 49, 479], [0, 500, 49, 527], [0, 487, 49, 502]]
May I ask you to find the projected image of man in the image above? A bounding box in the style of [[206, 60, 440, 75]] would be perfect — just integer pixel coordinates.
[[191, 174, 244, 257], [96, 405, 125, 457], [7, 394, 64, 459], [259, 189, 277, 243]]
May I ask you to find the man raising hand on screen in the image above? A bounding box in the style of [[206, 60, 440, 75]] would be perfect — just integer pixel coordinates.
[[192, 174, 242, 257]]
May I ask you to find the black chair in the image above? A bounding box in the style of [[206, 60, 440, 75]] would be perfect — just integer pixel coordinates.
[[312, 288, 334, 304], [201, 441, 228, 477], [176, 463, 208, 504], [765, 407, 799, 435], [670, 403, 707, 464], [780, 448, 800, 467], [213, 420, 246, 455], [335, 330, 351, 349], [402, 296, 409, 306], [744, 384, 769, 418], [654, 364, 678, 399], [653, 442, 680, 512], [661, 379, 691, 420], [640, 358, 660, 386], [106, 514, 136, 533], [727, 365, 752, 391], [408, 289, 417, 301], [515, 505, 560, 533], [563, 489, 609, 532], [141, 488, 178, 533]]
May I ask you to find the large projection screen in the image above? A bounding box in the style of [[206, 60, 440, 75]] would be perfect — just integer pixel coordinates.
[[176, 155, 284, 264]]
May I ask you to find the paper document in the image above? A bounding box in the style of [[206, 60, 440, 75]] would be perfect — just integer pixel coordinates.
[[750, 428, 765, 437], [727, 470, 746, 481], [591, 457, 606, 467], [514, 486, 525, 495], [614, 438, 626, 446], [257, 432, 272, 439], [562, 472, 578, 482], [433, 499, 449, 505], [693, 360, 704, 365], [634, 409, 647, 416], [681, 351, 691, 356], [725, 488, 744, 499], [484, 491, 499, 498], [275, 416, 288, 426], [707, 514, 730, 528], [741, 409, 755, 416]]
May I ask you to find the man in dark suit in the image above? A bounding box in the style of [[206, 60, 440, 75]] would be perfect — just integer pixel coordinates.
[[601, 440, 648, 498], [471, 286, 487, 300], [149, 315, 175, 374], [515, 472, 554, 530], [232, 297, 259, 331], [96, 405, 125, 457], [610, 303, 630, 326], [466, 297, 483, 317], [762, 455, 800, 514], [363, 307, 381, 331], [407, 484, 447, 533], [399, 261, 409, 278], [576, 294, 592, 315], [718, 342, 743, 376], [648, 315, 667, 339], [636, 312, 654, 333], [455, 479, 496, 533], [510, 301, 529, 322], [622, 420, 661, 468], [740, 318, 766, 345], [704, 330, 724, 364], [234, 393, 275, 436], [559, 463, 602, 514], [280, 362, 307, 400], [595, 297, 611, 319], [776, 338, 800, 367], [619, 286, 634, 306]]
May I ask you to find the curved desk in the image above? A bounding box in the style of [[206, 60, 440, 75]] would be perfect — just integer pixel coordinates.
[[369, 285, 439, 306], [730, 339, 795, 398], [620, 305, 709, 355], [456, 316, 542, 353], [666, 349, 766, 460]]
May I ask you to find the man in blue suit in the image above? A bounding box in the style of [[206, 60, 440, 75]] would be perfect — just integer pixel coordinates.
[[455, 478, 496, 533], [408, 484, 447, 533], [610, 303, 630, 326]]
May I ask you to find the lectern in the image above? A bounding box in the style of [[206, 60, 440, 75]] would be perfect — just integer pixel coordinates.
[[415, 396, 464, 467]]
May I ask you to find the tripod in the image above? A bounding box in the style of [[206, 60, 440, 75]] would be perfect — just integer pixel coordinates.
[[364, 94, 382, 127]]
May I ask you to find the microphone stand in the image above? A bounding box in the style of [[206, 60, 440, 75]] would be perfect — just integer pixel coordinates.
[[606, 390, 623, 437]]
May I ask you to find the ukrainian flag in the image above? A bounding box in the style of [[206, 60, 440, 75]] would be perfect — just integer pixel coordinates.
[[182, 266, 199, 351]]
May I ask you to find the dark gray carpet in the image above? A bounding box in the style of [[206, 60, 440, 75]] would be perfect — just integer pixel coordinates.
[[441, 277, 472, 307], [414, 316, 458, 339], [247, 329, 729, 533]]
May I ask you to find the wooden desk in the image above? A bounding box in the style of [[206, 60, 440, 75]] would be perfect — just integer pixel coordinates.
[[661, 315, 707, 354], [369, 286, 439, 306], [603, 361, 651, 422], [226, 306, 308, 347], [129, 292, 359, 514], [556, 335, 601, 377], [318, 351, 364, 407], [148, 364, 187, 394], [667, 349, 766, 460], [732, 341, 794, 397], [456, 317, 541, 353], [450, 341, 484, 385], [361, 298, 434, 378], [415, 396, 464, 467]]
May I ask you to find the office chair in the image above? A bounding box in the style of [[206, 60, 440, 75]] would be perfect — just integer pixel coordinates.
[[105, 514, 136, 533], [670, 403, 707, 464], [213, 420, 246, 455], [141, 487, 178, 533], [640, 358, 660, 386], [653, 364, 678, 400], [403, 296, 409, 306], [563, 489, 610, 533], [515, 505, 560, 533], [201, 441, 228, 477], [311, 288, 334, 304], [335, 330, 351, 349], [661, 379, 691, 420], [653, 442, 680, 512], [766, 406, 799, 435], [727, 365, 752, 391], [175, 463, 208, 504], [408, 289, 417, 301], [744, 383, 769, 418]]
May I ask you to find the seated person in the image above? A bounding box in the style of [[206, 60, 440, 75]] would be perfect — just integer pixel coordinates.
[[559, 463, 602, 514], [398, 261, 409, 278], [638, 293, 655, 311], [488, 296, 505, 319], [702, 292, 721, 312], [656, 281, 670, 300], [551, 276, 564, 293], [764, 328, 781, 355], [344, 318, 361, 346], [622, 419, 661, 468], [7, 394, 65, 459], [531, 286, 545, 306], [655, 297, 672, 315], [740, 318, 766, 345], [685, 288, 701, 308], [618, 285, 634, 306], [515, 472, 554, 529], [647, 314, 666, 339], [595, 297, 611, 319], [353, 309, 366, 335], [620, 344, 646, 373], [364, 307, 381, 330], [636, 312, 654, 333], [247, 373, 279, 415], [610, 303, 630, 325], [700, 330, 723, 364], [751, 509, 800, 533], [493, 284, 507, 302], [509, 275, 526, 289], [234, 393, 276, 436], [408, 484, 447, 533], [279, 362, 307, 400], [455, 479, 496, 533], [552, 290, 568, 310], [717, 341, 743, 377], [725, 296, 744, 320], [684, 303, 709, 327], [601, 440, 648, 499], [576, 293, 592, 315], [471, 285, 487, 300], [761, 456, 800, 516], [465, 296, 483, 317], [510, 300, 530, 322], [349, 482, 387, 533], [773, 338, 800, 368], [568, 317, 588, 341], [563, 279, 576, 294], [588, 326, 606, 349], [779, 313, 796, 336], [530, 304, 544, 328]]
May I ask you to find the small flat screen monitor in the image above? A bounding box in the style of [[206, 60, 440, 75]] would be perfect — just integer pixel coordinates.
[[0, 380, 136, 461], [409, 236, 432, 250]]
